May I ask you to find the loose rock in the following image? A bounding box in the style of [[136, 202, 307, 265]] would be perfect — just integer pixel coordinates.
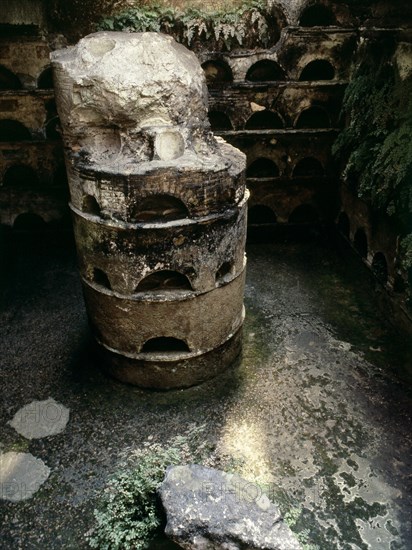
[[0, 452, 50, 502], [8, 398, 70, 439], [159, 464, 302, 549]]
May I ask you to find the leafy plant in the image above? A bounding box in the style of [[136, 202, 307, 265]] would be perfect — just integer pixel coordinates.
[[85, 425, 220, 550], [98, 1, 275, 50], [284, 507, 320, 550], [333, 39, 412, 277]]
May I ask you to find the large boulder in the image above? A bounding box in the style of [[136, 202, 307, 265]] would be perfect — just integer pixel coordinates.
[[158, 464, 302, 549]]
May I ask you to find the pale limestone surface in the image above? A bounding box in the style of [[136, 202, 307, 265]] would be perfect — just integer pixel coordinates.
[[0, 452, 50, 502], [159, 464, 302, 549], [50, 32, 229, 170], [8, 398, 70, 440]]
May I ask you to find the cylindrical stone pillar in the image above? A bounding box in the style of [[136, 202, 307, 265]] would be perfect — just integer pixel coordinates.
[[51, 32, 247, 389]]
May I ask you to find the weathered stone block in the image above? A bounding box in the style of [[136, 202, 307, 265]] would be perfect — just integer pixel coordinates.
[[51, 32, 247, 388]]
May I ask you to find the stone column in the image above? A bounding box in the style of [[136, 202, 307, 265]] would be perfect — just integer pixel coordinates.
[[51, 32, 247, 389]]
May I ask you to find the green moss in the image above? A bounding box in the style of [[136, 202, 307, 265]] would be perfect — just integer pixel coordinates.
[[333, 39, 412, 270]]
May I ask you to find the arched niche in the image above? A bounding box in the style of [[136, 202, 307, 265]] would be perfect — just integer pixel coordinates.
[[299, 4, 336, 27], [0, 65, 21, 90], [0, 120, 32, 141], [131, 195, 189, 223], [141, 337, 190, 353], [293, 157, 324, 177], [215, 261, 233, 282], [337, 211, 350, 239], [247, 158, 279, 178], [82, 195, 101, 216], [136, 270, 193, 292], [248, 205, 277, 224], [246, 60, 285, 82], [52, 164, 68, 187], [45, 116, 61, 140], [289, 204, 319, 224], [3, 165, 39, 187], [354, 228, 368, 258], [372, 252, 388, 284], [37, 67, 54, 89], [299, 59, 335, 81], [245, 111, 284, 130], [201, 60, 233, 85], [13, 213, 46, 231], [92, 268, 111, 290], [208, 111, 233, 131], [295, 106, 330, 129]]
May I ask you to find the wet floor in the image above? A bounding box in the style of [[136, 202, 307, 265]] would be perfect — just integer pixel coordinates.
[[0, 230, 411, 549]]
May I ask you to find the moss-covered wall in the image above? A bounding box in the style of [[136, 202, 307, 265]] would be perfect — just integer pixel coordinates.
[[46, 0, 248, 41], [333, 33, 412, 276]]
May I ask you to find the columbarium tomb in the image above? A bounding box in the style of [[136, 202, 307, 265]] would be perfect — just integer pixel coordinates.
[[51, 32, 247, 389]]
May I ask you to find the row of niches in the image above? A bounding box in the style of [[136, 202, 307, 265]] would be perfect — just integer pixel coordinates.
[[84, 260, 240, 298], [73, 163, 246, 221], [0, 65, 53, 91], [77, 190, 244, 224], [73, 204, 246, 295], [0, 163, 67, 188], [202, 58, 341, 86], [246, 156, 328, 179], [248, 202, 323, 226], [209, 105, 338, 132], [0, 157, 329, 189], [0, 117, 61, 141], [337, 213, 406, 291]]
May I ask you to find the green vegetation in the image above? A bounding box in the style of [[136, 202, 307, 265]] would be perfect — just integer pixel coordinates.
[[97, 1, 277, 50], [85, 425, 214, 549], [333, 40, 412, 271], [85, 423, 317, 549]]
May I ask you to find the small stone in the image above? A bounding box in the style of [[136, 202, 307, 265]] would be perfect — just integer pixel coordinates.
[[159, 464, 302, 549], [250, 102, 266, 112], [8, 398, 70, 440], [0, 452, 50, 502]]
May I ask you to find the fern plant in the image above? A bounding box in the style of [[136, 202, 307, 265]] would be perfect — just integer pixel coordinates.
[[98, 0, 274, 50], [333, 41, 412, 273], [86, 425, 215, 550]]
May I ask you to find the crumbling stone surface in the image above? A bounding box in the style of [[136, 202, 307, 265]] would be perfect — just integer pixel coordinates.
[[159, 464, 302, 549], [51, 32, 217, 165], [8, 398, 70, 440], [51, 32, 247, 388], [0, 452, 50, 502]]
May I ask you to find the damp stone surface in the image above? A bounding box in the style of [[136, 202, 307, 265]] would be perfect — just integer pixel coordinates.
[[51, 32, 247, 389], [0, 233, 411, 549], [8, 398, 70, 440], [159, 464, 302, 549], [0, 452, 50, 502]]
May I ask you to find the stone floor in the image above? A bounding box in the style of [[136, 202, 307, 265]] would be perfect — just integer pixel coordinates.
[[0, 229, 411, 549]]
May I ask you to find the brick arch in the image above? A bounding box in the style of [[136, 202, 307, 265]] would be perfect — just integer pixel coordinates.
[[293, 157, 324, 177], [135, 270, 193, 293], [208, 110, 233, 131], [129, 194, 189, 223], [2, 164, 39, 187], [299, 3, 336, 27], [37, 66, 54, 89], [0, 119, 32, 141], [299, 59, 335, 81], [202, 59, 233, 85], [141, 337, 190, 353], [0, 65, 22, 90], [246, 60, 286, 82], [245, 110, 284, 130], [295, 106, 331, 129]]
